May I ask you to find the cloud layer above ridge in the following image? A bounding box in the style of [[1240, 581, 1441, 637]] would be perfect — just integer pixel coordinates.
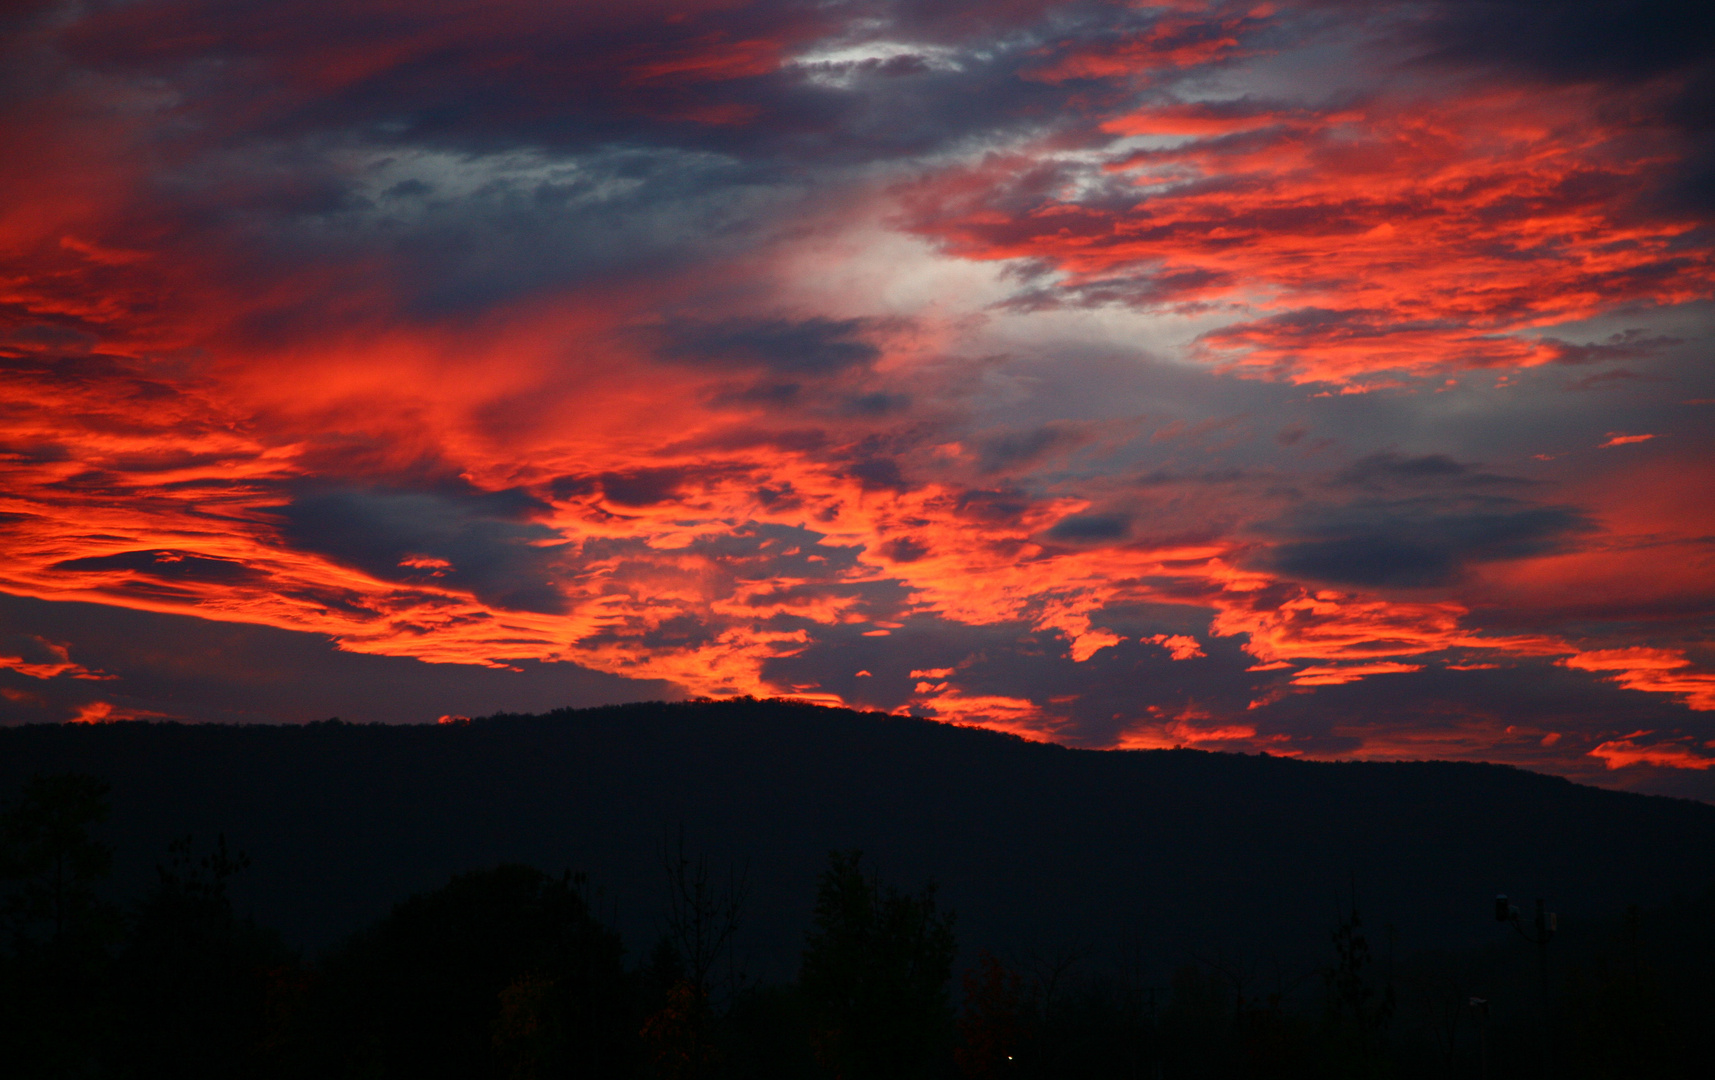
[[2, 0, 1713, 796]]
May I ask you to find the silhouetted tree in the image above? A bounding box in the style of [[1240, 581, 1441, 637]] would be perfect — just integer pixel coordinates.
[[110, 833, 292, 1079], [1555, 905, 1676, 1080], [799, 851, 956, 1080], [661, 827, 747, 1000], [640, 828, 747, 1079], [1, 773, 117, 950], [0, 773, 120, 1076], [1321, 907, 1394, 1077]]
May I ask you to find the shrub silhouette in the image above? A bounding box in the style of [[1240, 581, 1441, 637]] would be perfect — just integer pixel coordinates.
[[316, 864, 633, 1079], [956, 950, 1031, 1078]]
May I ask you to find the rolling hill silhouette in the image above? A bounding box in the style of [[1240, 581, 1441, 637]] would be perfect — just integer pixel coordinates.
[[4, 699, 1712, 983]]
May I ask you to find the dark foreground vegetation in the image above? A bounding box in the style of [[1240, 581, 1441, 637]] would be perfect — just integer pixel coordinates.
[[5, 782, 1715, 1077], [4, 700, 1715, 1077]]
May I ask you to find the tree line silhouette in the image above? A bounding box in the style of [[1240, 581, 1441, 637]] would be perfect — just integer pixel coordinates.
[[3, 771, 1711, 1078]]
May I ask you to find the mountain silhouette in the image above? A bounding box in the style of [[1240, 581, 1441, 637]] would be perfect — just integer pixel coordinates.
[[4, 699, 1712, 983]]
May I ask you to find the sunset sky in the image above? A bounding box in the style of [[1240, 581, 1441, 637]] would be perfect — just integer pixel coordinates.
[[3, 1, 1712, 796]]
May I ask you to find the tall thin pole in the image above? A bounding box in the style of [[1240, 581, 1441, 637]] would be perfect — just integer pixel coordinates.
[[1472, 998, 1487, 1080], [1494, 893, 1555, 1080], [1535, 898, 1551, 1080]]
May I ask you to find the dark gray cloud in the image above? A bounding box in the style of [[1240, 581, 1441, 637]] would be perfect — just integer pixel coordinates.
[[51, 549, 266, 587], [876, 536, 931, 563], [844, 455, 911, 493], [1262, 499, 1592, 588], [60, 0, 1140, 163], [1564, 368, 1666, 391], [1334, 452, 1532, 488], [660, 317, 882, 375], [550, 465, 748, 509], [841, 391, 912, 416], [1209, 451, 1601, 588], [998, 267, 1239, 313], [954, 489, 1033, 526], [1417, 0, 1714, 83], [25, 2, 1173, 326], [1543, 330, 1683, 365], [1045, 512, 1131, 543], [976, 422, 1092, 474], [280, 485, 567, 613]]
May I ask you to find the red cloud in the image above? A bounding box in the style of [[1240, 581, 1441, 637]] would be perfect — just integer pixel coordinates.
[[0, 636, 113, 681], [1290, 661, 1424, 687], [1024, 14, 1256, 84], [1597, 432, 1657, 448], [1561, 649, 1715, 712], [903, 85, 1712, 385], [1588, 737, 1715, 771]]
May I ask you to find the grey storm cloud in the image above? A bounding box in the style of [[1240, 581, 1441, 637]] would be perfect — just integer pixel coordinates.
[[279, 486, 567, 614]]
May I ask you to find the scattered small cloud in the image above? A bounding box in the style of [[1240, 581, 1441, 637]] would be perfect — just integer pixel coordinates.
[[1597, 432, 1658, 448], [1565, 368, 1665, 391], [1, 636, 113, 680], [1291, 662, 1424, 686], [1145, 634, 1206, 660]]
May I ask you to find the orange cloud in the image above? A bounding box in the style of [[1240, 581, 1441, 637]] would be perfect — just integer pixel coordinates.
[[917, 692, 1064, 743], [0, 637, 111, 681], [1115, 707, 1258, 750], [1561, 649, 1715, 711], [1597, 433, 1657, 448], [1588, 737, 1715, 771], [1211, 590, 1563, 667], [1025, 14, 1255, 84], [1145, 633, 1205, 660], [1290, 662, 1424, 687]]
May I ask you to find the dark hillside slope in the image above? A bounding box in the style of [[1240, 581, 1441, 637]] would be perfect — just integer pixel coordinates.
[[3, 700, 1712, 981]]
